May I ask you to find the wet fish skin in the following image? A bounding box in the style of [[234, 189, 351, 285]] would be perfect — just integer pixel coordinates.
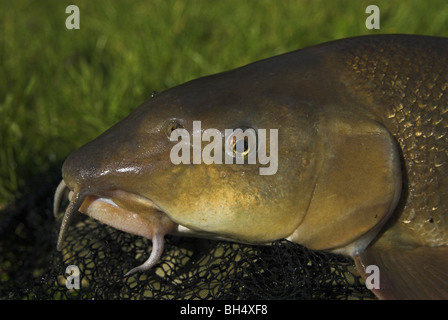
[[55, 35, 448, 298]]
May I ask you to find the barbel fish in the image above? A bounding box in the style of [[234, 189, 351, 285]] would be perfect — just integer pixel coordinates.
[[54, 35, 448, 299]]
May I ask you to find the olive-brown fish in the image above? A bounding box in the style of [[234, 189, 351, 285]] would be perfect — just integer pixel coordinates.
[[54, 34, 448, 299]]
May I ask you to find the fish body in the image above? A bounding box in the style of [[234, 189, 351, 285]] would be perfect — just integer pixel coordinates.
[[54, 35, 448, 299]]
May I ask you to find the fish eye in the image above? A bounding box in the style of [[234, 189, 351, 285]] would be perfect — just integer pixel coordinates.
[[226, 127, 257, 158], [232, 136, 250, 157], [165, 120, 184, 138]]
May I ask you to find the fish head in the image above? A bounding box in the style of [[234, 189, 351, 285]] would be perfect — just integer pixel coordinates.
[[56, 44, 402, 276], [58, 66, 324, 251]]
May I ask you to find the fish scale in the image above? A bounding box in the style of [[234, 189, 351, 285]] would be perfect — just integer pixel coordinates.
[[341, 35, 448, 247]]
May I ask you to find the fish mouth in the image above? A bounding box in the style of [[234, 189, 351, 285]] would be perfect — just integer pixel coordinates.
[[53, 180, 178, 277]]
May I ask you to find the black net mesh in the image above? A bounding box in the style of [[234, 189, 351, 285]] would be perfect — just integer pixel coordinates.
[[0, 170, 375, 300]]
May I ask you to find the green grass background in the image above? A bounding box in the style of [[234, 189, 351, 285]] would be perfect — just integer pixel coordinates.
[[1, 0, 448, 206]]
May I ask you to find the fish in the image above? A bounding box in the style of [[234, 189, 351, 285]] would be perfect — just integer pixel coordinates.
[[54, 34, 448, 299]]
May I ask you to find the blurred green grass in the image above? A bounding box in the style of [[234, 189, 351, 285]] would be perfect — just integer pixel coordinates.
[[1, 0, 448, 205]]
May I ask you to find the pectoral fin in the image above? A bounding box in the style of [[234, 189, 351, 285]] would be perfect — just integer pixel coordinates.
[[354, 245, 448, 299]]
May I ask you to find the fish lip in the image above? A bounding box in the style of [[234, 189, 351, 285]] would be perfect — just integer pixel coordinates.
[[54, 179, 181, 276], [54, 179, 175, 248], [55, 179, 164, 215], [86, 189, 164, 212]]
